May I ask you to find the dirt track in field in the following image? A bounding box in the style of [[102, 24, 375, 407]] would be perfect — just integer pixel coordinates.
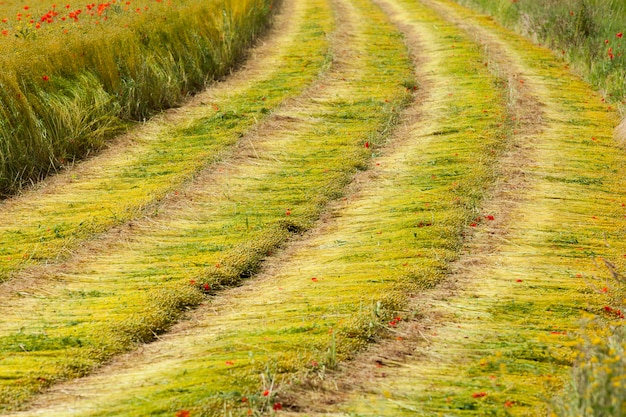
[[3, 0, 626, 416]]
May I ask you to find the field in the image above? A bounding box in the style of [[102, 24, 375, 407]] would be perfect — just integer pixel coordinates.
[[0, 0, 274, 194], [0, 0, 625, 416]]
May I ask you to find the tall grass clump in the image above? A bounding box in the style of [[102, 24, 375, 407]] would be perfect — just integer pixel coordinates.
[[453, 0, 626, 107], [0, 0, 276, 195], [550, 259, 626, 416]]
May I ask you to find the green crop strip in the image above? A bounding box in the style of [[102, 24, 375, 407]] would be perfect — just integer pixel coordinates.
[[0, 0, 516, 414], [0, 0, 418, 411], [324, 0, 626, 415], [0, 0, 331, 284]]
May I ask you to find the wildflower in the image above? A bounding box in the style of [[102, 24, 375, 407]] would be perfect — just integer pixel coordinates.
[[263, 390, 270, 396], [364, 141, 369, 149], [472, 392, 487, 398], [486, 215, 495, 221], [203, 283, 210, 291], [504, 400, 514, 407], [605, 39, 610, 44], [618, 32, 623, 38], [42, 75, 50, 81], [516, 279, 523, 282], [273, 403, 283, 411], [311, 277, 318, 282], [241, 397, 248, 403], [175, 411, 190, 417], [225, 360, 234, 365]]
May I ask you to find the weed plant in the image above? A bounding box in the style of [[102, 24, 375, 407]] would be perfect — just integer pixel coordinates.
[[0, 0, 275, 194], [453, 0, 626, 108], [551, 260, 626, 417]]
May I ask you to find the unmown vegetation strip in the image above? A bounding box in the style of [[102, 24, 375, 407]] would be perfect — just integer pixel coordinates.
[[0, 0, 419, 411], [309, 0, 626, 415], [0, 0, 328, 284], [0, 0, 334, 409], [0, 0, 275, 194], [453, 0, 626, 107], [4, 0, 513, 414]]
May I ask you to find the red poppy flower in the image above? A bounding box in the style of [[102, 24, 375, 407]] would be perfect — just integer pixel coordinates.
[[617, 32, 623, 38], [175, 411, 190, 417], [263, 390, 270, 396], [472, 392, 487, 398], [273, 403, 283, 411], [42, 75, 50, 81]]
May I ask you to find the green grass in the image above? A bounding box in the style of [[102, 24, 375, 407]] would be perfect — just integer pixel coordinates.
[[0, 0, 275, 194]]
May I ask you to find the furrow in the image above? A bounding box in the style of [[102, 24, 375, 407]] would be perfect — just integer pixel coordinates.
[[0, 0, 415, 412], [292, 0, 626, 415], [2, 0, 513, 414], [0, 0, 328, 283]]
